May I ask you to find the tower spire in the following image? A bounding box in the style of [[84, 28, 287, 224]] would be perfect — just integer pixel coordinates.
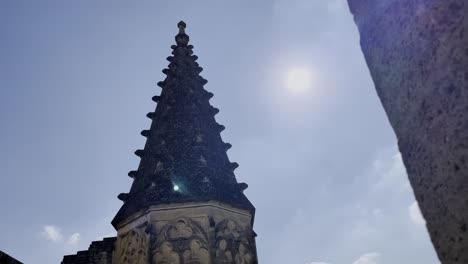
[[112, 22, 254, 228]]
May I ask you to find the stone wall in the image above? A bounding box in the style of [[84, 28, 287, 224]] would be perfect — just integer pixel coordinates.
[[62, 237, 116, 264], [347, 0, 468, 263]]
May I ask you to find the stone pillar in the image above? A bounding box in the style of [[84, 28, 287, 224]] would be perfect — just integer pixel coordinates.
[[112, 201, 257, 264], [347, 0, 468, 263]]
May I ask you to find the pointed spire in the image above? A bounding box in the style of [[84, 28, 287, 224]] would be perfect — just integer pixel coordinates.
[[112, 21, 254, 228]]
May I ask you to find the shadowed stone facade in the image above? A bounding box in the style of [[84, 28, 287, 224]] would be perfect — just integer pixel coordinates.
[[0, 251, 23, 264], [347, 0, 468, 263], [63, 21, 257, 264], [62, 237, 116, 264]]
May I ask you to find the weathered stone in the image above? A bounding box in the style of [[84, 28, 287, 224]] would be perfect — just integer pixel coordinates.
[[347, 0, 468, 263], [113, 201, 257, 264]]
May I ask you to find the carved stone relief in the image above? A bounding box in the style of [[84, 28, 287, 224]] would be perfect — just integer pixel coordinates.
[[234, 242, 253, 264], [182, 239, 210, 264], [215, 239, 233, 263], [150, 218, 210, 264], [153, 241, 180, 264], [113, 228, 148, 264], [214, 220, 256, 264]]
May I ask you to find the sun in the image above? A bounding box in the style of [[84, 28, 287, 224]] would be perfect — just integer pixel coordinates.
[[285, 67, 312, 94]]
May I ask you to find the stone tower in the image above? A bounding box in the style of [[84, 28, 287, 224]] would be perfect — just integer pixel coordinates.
[[111, 21, 257, 264]]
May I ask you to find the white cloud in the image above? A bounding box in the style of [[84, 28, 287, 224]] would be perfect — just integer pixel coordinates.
[[352, 252, 381, 264], [308, 262, 332, 264], [42, 225, 63, 242], [41, 225, 81, 246], [409, 201, 426, 225], [67, 233, 81, 245]]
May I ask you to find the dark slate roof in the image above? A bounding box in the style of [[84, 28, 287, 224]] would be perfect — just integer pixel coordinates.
[[0, 251, 23, 264], [112, 21, 254, 228]]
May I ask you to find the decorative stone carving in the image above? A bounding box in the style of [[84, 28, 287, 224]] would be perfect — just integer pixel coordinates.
[[215, 239, 233, 264], [234, 243, 253, 264], [215, 220, 256, 264], [150, 218, 209, 264], [152, 241, 180, 264], [167, 219, 194, 239], [114, 228, 147, 264], [216, 220, 241, 241], [215, 219, 257, 264], [182, 239, 210, 264]]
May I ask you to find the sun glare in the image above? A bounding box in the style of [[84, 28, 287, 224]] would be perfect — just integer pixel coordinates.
[[285, 67, 312, 94]]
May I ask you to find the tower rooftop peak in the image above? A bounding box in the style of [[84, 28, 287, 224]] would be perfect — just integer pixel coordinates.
[[112, 22, 254, 228]]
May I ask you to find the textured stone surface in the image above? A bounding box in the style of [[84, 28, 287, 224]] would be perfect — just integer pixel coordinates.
[[0, 251, 23, 264], [347, 0, 468, 263], [61, 237, 116, 264]]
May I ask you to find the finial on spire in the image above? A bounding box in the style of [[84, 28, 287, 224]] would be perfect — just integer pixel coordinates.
[[178, 21, 186, 32], [175, 20, 189, 47]]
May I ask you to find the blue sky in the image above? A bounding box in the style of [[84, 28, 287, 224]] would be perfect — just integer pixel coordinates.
[[0, 1, 439, 263]]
